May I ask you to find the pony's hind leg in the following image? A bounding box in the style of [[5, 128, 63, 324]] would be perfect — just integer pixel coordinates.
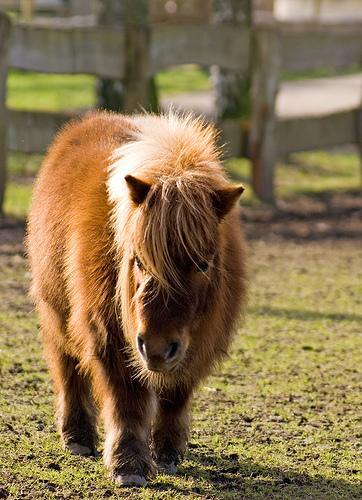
[[53, 351, 98, 456], [153, 387, 191, 474], [38, 300, 98, 456]]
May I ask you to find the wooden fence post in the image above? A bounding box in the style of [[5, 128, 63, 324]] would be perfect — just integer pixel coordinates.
[[212, 1, 252, 120], [122, 0, 151, 112], [97, 0, 152, 113], [249, 21, 281, 203], [357, 92, 362, 183], [0, 11, 11, 216], [20, 0, 34, 22]]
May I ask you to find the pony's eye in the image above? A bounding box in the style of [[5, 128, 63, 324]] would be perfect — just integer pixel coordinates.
[[196, 261, 209, 273], [134, 256, 144, 270]]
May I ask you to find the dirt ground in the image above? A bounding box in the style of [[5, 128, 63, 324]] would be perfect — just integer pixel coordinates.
[[0, 190, 361, 499]]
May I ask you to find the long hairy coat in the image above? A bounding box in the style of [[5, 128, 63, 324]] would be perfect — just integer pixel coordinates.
[[26, 111, 247, 485]]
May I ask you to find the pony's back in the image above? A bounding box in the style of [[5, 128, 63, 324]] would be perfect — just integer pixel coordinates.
[[27, 112, 132, 317]]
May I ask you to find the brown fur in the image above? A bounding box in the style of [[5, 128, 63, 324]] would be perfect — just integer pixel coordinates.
[[26, 111, 247, 484]]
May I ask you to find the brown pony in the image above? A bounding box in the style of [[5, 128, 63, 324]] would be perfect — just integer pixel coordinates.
[[26, 111, 247, 486]]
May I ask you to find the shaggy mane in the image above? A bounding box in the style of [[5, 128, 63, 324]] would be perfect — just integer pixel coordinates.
[[108, 112, 228, 286], [135, 174, 219, 291], [107, 112, 230, 338]]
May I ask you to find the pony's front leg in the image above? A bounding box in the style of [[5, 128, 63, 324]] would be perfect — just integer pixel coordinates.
[[153, 387, 191, 474], [91, 358, 155, 486]]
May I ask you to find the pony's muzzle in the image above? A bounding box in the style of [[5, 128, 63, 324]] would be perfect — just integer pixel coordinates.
[[137, 334, 181, 372]]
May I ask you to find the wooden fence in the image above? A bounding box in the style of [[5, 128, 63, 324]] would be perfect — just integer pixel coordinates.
[[0, 1, 92, 18], [0, 8, 361, 211], [250, 17, 362, 201]]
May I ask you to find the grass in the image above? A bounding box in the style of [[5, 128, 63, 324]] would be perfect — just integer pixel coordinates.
[[1, 227, 361, 498], [227, 150, 361, 203], [282, 64, 362, 82], [7, 71, 96, 111], [8, 64, 361, 113], [3, 181, 32, 218], [277, 151, 361, 197], [5, 148, 360, 218], [7, 65, 210, 112], [155, 65, 210, 95]]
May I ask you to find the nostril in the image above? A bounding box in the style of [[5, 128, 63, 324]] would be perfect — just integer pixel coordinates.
[[137, 335, 146, 358], [165, 341, 179, 361]]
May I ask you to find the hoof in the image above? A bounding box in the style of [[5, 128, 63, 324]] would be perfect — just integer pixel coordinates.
[[158, 461, 178, 475], [67, 442, 95, 456], [114, 474, 147, 487]]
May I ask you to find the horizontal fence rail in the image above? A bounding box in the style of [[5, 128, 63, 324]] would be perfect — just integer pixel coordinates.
[[9, 21, 250, 77], [151, 24, 250, 73], [10, 22, 127, 78], [9, 20, 362, 77], [7, 109, 76, 153], [7, 109, 247, 158], [280, 21, 362, 72], [278, 109, 361, 157]]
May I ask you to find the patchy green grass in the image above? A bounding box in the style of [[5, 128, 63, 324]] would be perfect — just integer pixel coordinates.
[[7, 65, 210, 113], [4, 149, 361, 218], [155, 65, 210, 95], [282, 65, 362, 82], [7, 71, 96, 111], [3, 153, 42, 218], [3, 181, 32, 218], [278, 151, 361, 197], [7, 152, 43, 178], [8, 64, 360, 113], [1, 229, 361, 498], [227, 149, 361, 202]]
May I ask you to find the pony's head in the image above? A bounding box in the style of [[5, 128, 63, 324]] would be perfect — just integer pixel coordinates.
[[108, 113, 244, 380]]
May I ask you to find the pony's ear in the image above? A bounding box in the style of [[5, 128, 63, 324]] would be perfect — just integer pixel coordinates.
[[213, 185, 244, 219], [125, 175, 151, 204]]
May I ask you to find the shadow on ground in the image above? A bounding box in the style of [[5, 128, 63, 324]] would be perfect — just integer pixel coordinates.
[[151, 446, 361, 499], [250, 305, 362, 323], [241, 189, 362, 241]]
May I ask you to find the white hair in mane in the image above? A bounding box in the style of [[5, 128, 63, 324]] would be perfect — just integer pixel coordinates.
[[107, 112, 230, 335]]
